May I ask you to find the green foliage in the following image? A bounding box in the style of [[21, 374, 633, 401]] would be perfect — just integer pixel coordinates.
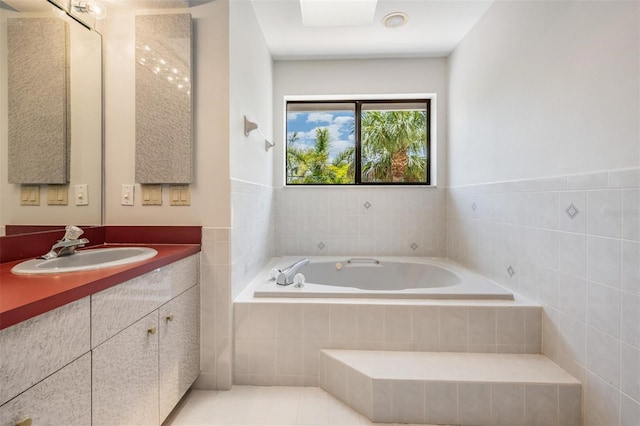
[[286, 109, 427, 184], [286, 128, 354, 184]]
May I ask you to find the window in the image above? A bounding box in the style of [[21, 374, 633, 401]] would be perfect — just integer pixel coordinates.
[[286, 99, 430, 185]]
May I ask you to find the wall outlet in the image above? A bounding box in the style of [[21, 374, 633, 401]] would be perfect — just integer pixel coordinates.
[[74, 184, 89, 206], [121, 184, 134, 206]]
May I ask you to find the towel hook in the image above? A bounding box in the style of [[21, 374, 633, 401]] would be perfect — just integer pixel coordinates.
[[244, 115, 275, 152]]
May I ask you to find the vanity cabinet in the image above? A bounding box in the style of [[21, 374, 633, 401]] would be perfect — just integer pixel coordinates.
[[91, 254, 200, 425], [92, 312, 160, 426], [0, 354, 91, 426], [0, 253, 200, 426], [159, 285, 200, 421]]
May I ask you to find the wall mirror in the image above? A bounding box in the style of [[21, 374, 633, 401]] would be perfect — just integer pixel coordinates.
[[0, 0, 103, 236]]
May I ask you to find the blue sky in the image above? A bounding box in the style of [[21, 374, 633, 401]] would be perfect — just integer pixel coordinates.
[[286, 110, 355, 160]]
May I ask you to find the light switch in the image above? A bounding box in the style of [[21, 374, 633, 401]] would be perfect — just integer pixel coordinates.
[[169, 185, 190, 206], [47, 184, 68, 205], [74, 184, 89, 206], [121, 184, 134, 206], [141, 184, 162, 205], [20, 185, 40, 206]]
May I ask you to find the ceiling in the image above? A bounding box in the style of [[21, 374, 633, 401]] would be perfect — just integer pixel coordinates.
[[250, 0, 494, 60]]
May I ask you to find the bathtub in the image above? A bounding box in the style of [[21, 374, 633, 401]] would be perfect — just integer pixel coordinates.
[[253, 257, 513, 300]]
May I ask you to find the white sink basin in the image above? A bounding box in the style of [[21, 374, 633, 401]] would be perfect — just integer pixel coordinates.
[[11, 247, 158, 275]]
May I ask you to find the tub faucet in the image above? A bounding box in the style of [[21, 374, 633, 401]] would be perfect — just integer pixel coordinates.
[[39, 225, 89, 259], [276, 258, 310, 286]]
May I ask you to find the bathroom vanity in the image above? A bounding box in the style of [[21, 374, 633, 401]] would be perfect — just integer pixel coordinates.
[[0, 227, 201, 426]]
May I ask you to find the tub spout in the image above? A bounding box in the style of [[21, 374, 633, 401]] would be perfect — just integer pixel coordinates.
[[276, 258, 310, 286]]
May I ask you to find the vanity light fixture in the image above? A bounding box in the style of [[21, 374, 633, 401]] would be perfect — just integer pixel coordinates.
[[382, 12, 408, 28], [72, 0, 107, 20], [244, 116, 276, 152]]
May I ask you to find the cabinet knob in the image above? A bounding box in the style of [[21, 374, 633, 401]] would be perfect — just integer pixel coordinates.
[[166, 314, 174, 322], [147, 327, 157, 335], [16, 418, 32, 426]]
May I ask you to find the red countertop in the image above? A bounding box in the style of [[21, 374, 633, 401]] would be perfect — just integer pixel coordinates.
[[0, 226, 202, 330]]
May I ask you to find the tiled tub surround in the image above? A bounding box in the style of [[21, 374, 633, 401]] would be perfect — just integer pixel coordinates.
[[446, 168, 640, 425], [234, 296, 542, 386], [319, 349, 581, 425], [274, 186, 446, 257]]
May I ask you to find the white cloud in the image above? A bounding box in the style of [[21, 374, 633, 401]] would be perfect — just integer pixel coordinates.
[[307, 112, 334, 123], [287, 112, 300, 120]]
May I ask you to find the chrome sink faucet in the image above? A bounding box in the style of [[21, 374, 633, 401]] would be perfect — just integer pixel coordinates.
[[40, 225, 90, 259], [276, 258, 310, 286]]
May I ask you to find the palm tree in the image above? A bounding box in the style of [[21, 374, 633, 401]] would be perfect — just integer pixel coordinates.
[[360, 110, 427, 183], [286, 127, 354, 184]]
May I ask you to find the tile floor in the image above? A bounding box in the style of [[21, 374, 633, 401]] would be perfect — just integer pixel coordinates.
[[163, 386, 436, 426]]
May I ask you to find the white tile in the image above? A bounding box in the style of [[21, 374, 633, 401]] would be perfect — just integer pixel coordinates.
[[497, 308, 525, 345], [587, 236, 621, 288], [559, 191, 587, 234], [326, 394, 362, 425], [411, 306, 439, 345], [558, 313, 586, 365], [537, 266, 559, 309], [275, 339, 303, 377], [587, 190, 622, 238], [567, 172, 608, 190], [609, 168, 640, 188], [537, 192, 560, 229], [391, 381, 424, 424], [586, 326, 620, 387], [620, 343, 640, 402], [537, 230, 559, 270], [303, 304, 332, 341], [559, 232, 586, 278], [384, 306, 412, 344], [356, 305, 384, 343], [468, 307, 497, 345], [622, 241, 640, 294], [330, 305, 357, 344], [558, 385, 582, 426], [424, 382, 458, 425], [557, 274, 587, 321], [621, 292, 640, 347], [586, 281, 620, 336], [491, 383, 525, 426], [277, 304, 303, 340], [524, 384, 558, 426], [622, 189, 640, 240], [585, 371, 620, 426], [621, 394, 640, 426], [458, 383, 491, 426], [439, 307, 468, 346]]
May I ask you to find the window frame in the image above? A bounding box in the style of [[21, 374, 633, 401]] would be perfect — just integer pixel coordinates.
[[285, 98, 431, 186]]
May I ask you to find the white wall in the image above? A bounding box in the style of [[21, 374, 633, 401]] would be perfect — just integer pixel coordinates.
[[102, 1, 230, 228], [448, 0, 639, 187], [447, 2, 640, 425], [229, 0, 273, 186], [273, 58, 448, 188]]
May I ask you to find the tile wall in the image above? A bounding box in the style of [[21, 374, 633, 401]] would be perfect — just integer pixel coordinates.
[[446, 168, 640, 425], [231, 179, 275, 299], [197, 226, 231, 390], [274, 187, 446, 257], [234, 301, 542, 387]]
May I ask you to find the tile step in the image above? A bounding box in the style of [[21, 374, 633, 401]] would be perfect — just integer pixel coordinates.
[[319, 350, 582, 426]]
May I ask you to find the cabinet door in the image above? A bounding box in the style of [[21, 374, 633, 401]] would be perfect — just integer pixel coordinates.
[[92, 311, 159, 426], [0, 353, 91, 426], [159, 285, 200, 422]]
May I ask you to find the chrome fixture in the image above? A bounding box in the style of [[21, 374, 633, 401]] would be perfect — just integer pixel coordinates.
[[276, 258, 310, 286], [244, 115, 276, 152], [72, 0, 107, 20], [39, 225, 89, 259], [347, 257, 380, 265]]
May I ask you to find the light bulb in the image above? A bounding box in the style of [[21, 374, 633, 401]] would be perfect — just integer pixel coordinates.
[[74, 0, 107, 20]]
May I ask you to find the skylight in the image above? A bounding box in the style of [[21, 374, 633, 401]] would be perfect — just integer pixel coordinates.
[[300, 0, 377, 27]]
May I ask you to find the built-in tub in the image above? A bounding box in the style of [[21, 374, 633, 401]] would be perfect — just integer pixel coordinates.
[[253, 257, 513, 300]]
